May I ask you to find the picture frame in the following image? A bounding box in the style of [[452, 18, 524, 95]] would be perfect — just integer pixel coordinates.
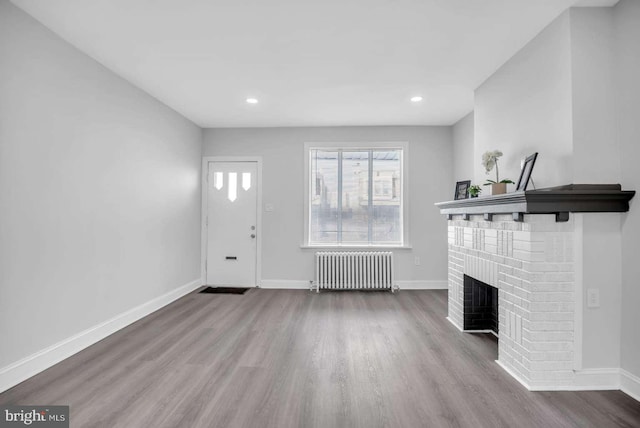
[[454, 180, 471, 200], [516, 152, 538, 191]]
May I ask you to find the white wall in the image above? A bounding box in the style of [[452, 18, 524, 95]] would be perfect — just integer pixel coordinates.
[[474, 11, 573, 189], [570, 8, 619, 184], [202, 126, 452, 286], [0, 0, 202, 375], [580, 214, 621, 369], [614, 0, 640, 384], [452, 112, 475, 187], [569, 7, 622, 370]]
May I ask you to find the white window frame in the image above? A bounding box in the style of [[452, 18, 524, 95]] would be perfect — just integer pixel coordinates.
[[303, 141, 410, 248]]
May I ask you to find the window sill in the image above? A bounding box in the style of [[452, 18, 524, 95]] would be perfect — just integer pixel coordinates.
[[300, 244, 412, 250]]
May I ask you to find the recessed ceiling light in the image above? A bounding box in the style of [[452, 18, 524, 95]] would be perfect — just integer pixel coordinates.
[[410, 96, 423, 103], [246, 98, 259, 104]]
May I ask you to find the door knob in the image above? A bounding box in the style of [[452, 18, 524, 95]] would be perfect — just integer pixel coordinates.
[[250, 234, 256, 239]]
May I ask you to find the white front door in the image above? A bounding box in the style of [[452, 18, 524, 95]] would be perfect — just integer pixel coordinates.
[[206, 161, 258, 287]]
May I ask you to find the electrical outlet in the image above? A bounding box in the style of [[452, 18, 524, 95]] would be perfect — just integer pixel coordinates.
[[414, 256, 421, 266], [587, 288, 600, 308]]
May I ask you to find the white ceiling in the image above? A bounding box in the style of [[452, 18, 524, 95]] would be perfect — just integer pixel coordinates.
[[11, 0, 613, 128]]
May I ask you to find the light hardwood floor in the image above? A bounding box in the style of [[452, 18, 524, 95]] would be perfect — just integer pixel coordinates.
[[1, 289, 639, 427]]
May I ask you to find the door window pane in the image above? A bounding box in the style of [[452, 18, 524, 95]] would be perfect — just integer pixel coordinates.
[[228, 172, 237, 202], [214, 172, 224, 190], [242, 172, 251, 191]]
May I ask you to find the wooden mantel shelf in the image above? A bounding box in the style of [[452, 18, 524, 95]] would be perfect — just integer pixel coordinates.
[[435, 184, 635, 222]]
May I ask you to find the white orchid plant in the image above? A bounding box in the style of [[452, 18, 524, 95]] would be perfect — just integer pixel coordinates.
[[482, 150, 514, 186]]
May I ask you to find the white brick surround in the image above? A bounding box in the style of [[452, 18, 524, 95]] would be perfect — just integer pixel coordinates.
[[447, 213, 578, 389]]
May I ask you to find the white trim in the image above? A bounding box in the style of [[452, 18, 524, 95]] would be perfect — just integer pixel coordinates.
[[201, 156, 263, 287], [572, 368, 620, 390], [259, 280, 447, 290], [300, 245, 413, 250], [573, 213, 584, 370], [201, 159, 208, 285], [259, 279, 448, 291], [446, 317, 465, 332], [302, 142, 410, 248], [621, 369, 640, 402], [397, 280, 448, 290], [260, 280, 312, 290], [495, 362, 635, 393], [0, 279, 201, 393], [464, 329, 499, 338], [496, 360, 532, 390]]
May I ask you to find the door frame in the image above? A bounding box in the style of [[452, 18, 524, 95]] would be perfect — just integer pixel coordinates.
[[201, 156, 263, 287]]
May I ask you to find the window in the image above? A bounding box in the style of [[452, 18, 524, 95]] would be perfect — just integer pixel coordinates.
[[306, 145, 405, 246]]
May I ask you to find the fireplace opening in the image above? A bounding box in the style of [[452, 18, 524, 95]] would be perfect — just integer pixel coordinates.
[[463, 275, 498, 335]]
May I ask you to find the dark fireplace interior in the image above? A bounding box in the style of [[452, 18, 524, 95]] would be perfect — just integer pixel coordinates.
[[463, 275, 498, 335]]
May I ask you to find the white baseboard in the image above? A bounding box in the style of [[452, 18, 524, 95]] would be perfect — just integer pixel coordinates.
[[397, 280, 448, 290], [496, 360, 533, 390], [0, 278, 201, 393], [621, 369, 640, 402], [258, 279, 447, 291], [260, 280, 311, 289], [494, 362, 638, 398], [572, 368, 620, 390], [446, 316, 464, 332]]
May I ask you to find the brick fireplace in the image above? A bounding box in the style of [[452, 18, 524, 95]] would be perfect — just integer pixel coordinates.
[[448, 213, 576, 389], [437, 185, 635, 391]]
